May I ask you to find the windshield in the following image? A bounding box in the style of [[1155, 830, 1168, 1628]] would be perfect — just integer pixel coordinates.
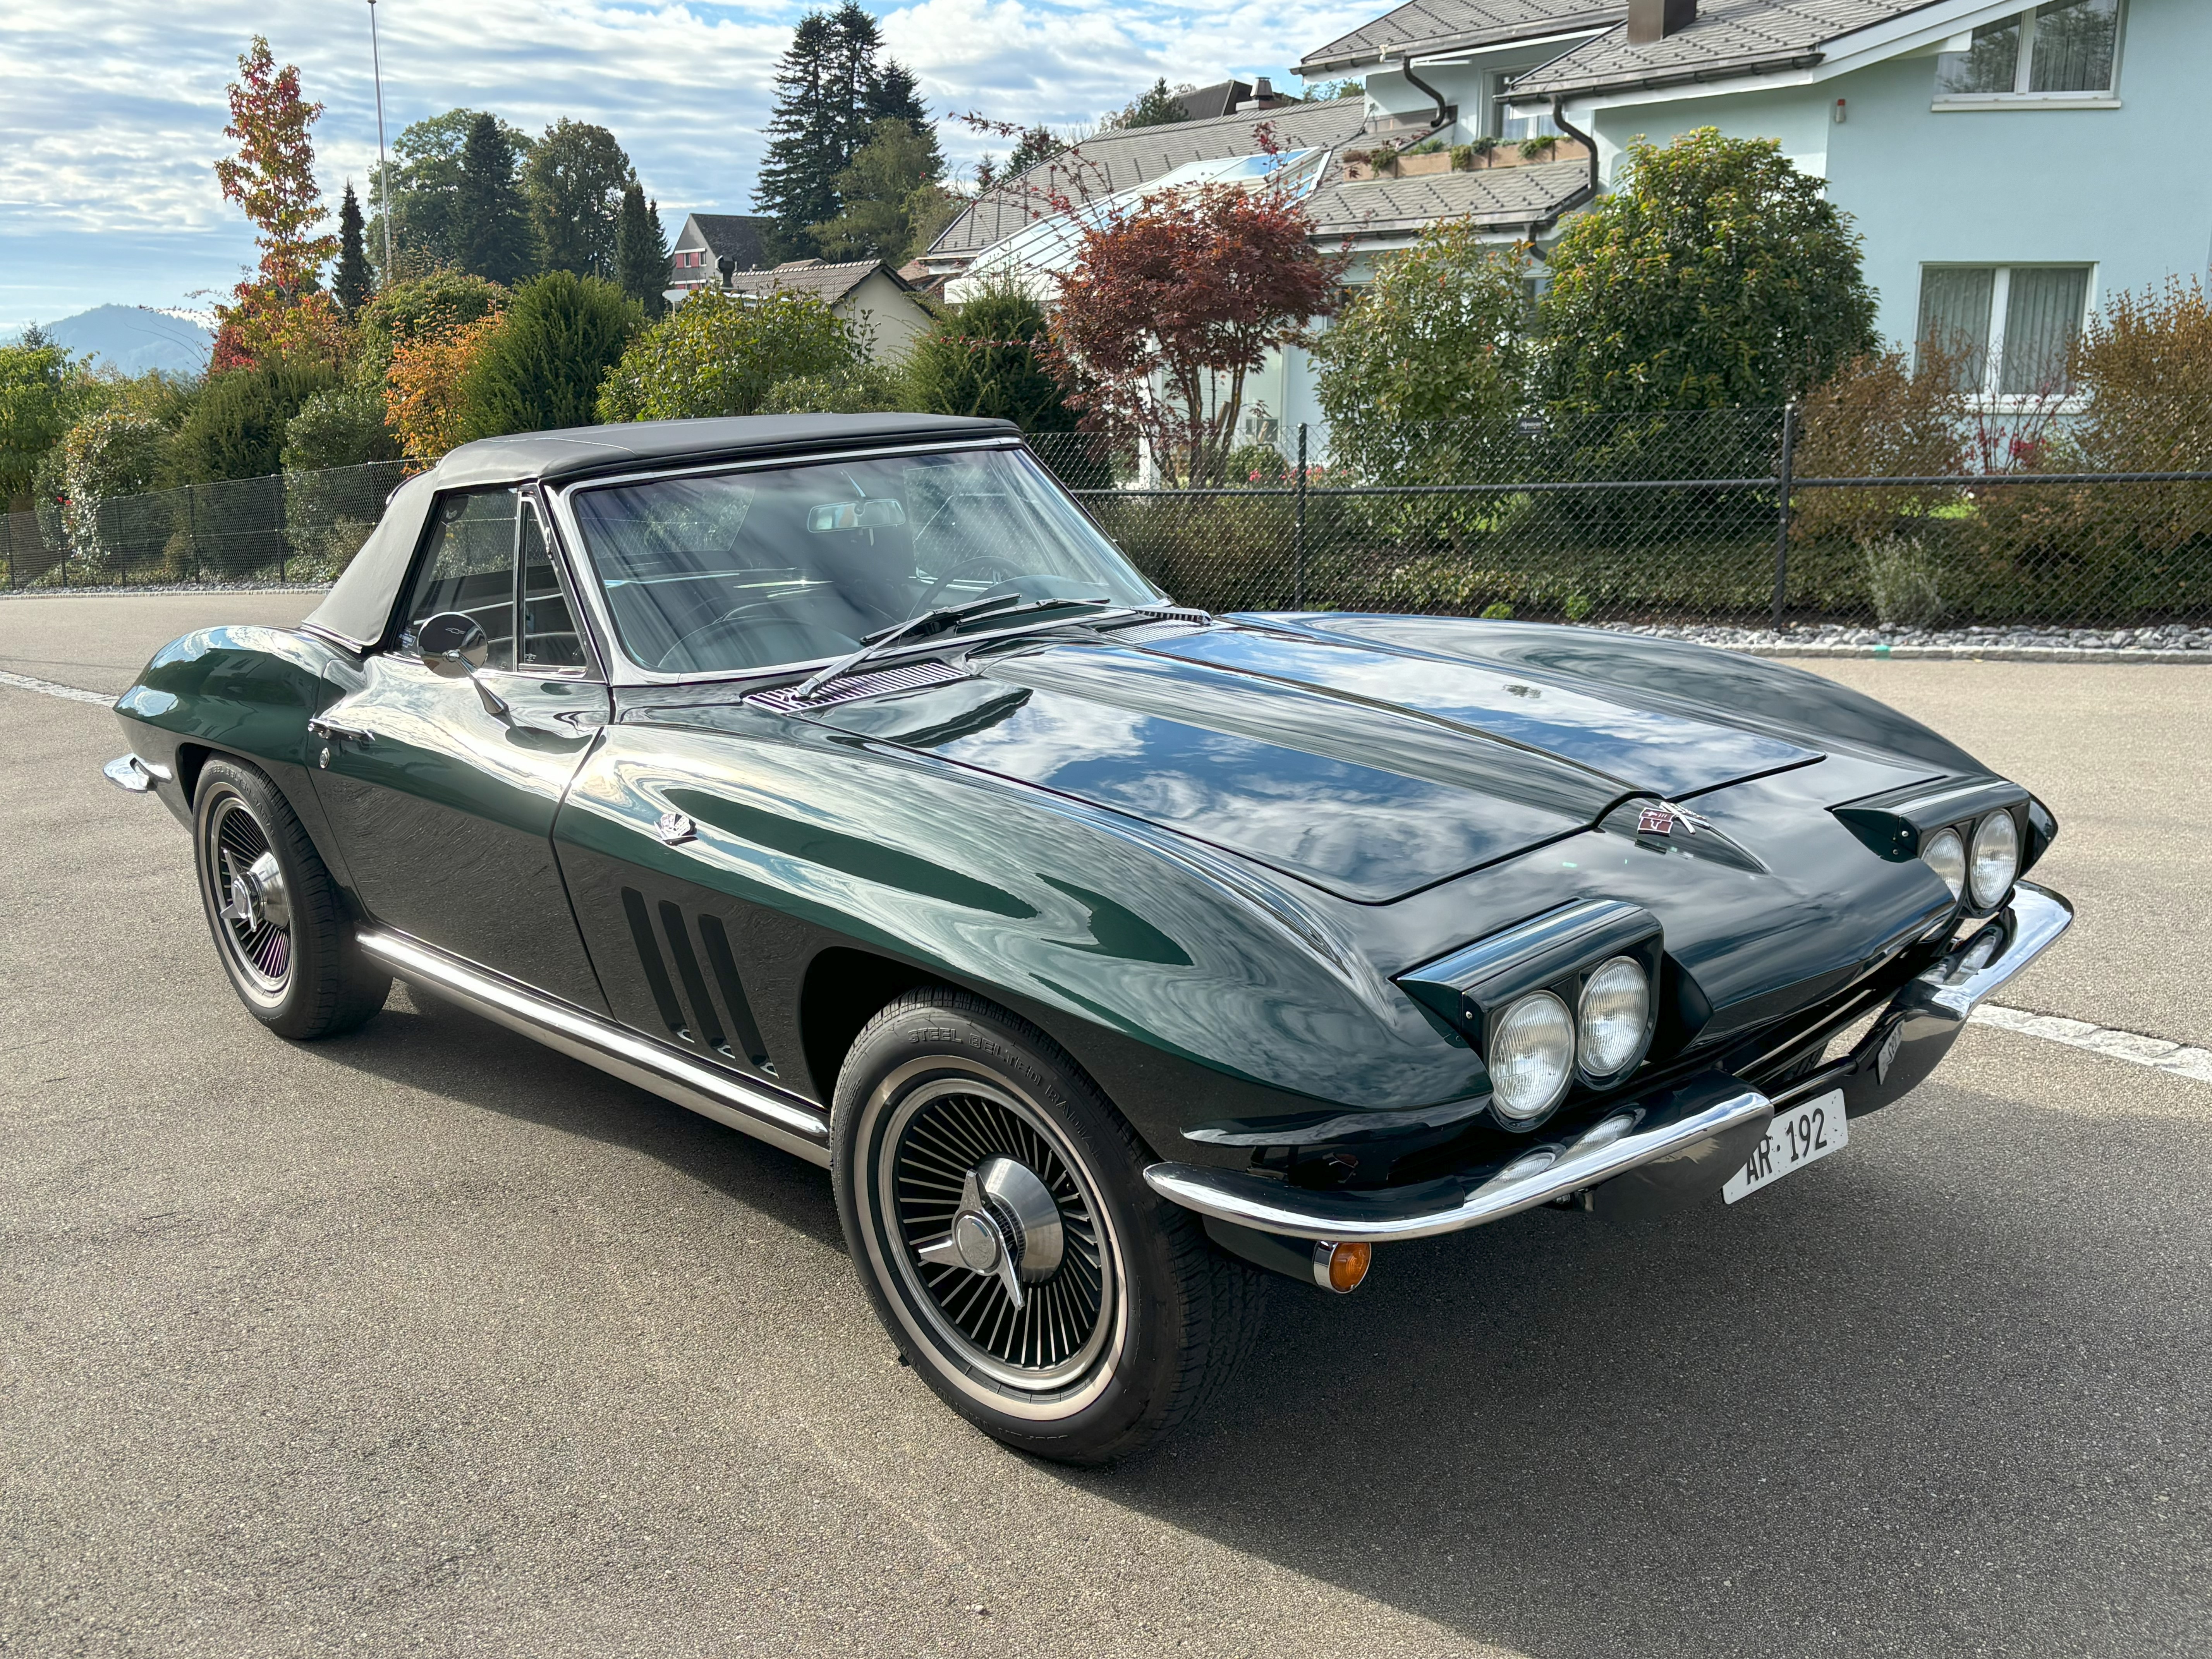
[[567, 445, 1163, 675]]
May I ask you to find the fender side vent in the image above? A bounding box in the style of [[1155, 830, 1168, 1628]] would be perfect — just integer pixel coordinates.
[[620, 887, 773, 1071]]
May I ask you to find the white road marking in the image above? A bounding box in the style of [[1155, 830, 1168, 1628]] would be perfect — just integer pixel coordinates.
[[1972, 1004, 2212, 1085], [16, 662, 2203, 1089], [0, 668, 115, 706]]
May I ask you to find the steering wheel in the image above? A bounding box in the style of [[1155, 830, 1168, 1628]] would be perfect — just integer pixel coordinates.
[[656, 598, 855, 674], [915, 556, 1028, 613]]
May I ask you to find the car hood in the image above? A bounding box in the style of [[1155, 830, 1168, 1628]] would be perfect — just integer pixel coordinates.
[[807, 623, 1823, 902]]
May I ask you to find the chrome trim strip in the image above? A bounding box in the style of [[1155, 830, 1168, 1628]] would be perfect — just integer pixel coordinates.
[[1144, 1083, 1772, 1243], [357, 929, 832, 1166], [1898, 881, 2073, 1019], [103, 753, 158, 793]]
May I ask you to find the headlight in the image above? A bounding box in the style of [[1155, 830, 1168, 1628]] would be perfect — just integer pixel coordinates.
[[1490, 991, 1575, 1123], [1577, 957, 1650, 1078], [1923, 826, 1966, 900], [1970, 811, 2019, 908]]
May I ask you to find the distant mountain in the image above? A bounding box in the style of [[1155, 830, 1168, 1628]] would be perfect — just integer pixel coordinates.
[[31, 305, 215, 376]]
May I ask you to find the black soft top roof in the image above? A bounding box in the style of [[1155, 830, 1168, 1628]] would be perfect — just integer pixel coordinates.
[[303, 414, 1021, 651], [435, 412, 1017, 487]]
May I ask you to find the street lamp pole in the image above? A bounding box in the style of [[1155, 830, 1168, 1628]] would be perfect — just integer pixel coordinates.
[[368, 0, 394, 284]]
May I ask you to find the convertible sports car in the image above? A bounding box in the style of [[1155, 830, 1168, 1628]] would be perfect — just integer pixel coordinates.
[[106, 413, 2070, 1463]]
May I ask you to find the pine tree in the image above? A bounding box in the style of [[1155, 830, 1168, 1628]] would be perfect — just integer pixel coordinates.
[[756, 5, 932, 258], [456, 112, 535, 285], [333, 182, 372, 311], [1108, 78, 1190, 130], [614, 182, 670, 317], [868, 58, 927, 126]]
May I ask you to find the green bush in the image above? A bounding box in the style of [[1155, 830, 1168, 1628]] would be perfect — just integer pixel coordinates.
[[759, 361, 908, 414], [56, 410, 171, 574], [597, 289, 860, 422], [1537, 128, 1877, 412], [353, 270, 509, 382], [903, 283, 1074, 431], [171, 362, 336, 484], [455, 271, 639, 441], [282, 383, 402, 472]]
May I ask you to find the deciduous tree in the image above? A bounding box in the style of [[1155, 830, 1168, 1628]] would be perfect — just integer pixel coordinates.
[[812, 118, 946, 263], [368, 110, 536, 277], [1536, 128, 1877, 412], [526, 119, 635, 278], [0, 334, 76, 505], [1316, 218, 1531, 479], [386, 315, 501, 461], [1047, 180, 1344, 482], [209, 37, 343, 372], [1104, 78, 1190, 131]]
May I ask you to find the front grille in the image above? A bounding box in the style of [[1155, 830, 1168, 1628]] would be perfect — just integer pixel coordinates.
[[747, 659, 969, 713], [621, 888, 771, 1070]]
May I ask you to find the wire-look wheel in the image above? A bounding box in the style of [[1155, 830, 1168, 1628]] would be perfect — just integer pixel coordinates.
[[205, 795, 294, 995], [832, 989, 1268, 1465], [191, 758, 390, 1040], [886, 1079, 1114, 1388]]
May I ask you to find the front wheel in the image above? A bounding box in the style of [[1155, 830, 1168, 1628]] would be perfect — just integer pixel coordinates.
[[192, 758, 391, 1040], [832, 990, 1265, 1465]]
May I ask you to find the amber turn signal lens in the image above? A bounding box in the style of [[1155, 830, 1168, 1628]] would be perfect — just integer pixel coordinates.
[[1317, 1240, 1372, 1294]]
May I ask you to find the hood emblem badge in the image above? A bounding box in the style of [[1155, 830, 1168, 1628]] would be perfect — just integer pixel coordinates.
[[654, 810, 698, 847], [1637, 802, 1708, 838]]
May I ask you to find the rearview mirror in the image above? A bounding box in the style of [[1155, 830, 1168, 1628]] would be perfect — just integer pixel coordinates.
[[807, 499, 907, 533], [418, 611, 489, 675]]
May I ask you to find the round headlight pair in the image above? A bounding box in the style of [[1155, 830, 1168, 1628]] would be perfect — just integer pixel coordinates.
[[1923, 813, 2019, 908], [1489, 957, 1650, 1124]]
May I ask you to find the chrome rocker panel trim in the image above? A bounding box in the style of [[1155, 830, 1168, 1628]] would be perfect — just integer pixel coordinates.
[[357, 929, 833, 1166], [1144, 1074, 1773, 1244]]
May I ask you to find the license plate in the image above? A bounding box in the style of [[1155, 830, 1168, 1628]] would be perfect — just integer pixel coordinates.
[[1723, 1089, 1848, 1204]]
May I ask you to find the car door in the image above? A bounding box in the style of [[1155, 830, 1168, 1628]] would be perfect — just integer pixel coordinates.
[[308, 484, 611, 1012]]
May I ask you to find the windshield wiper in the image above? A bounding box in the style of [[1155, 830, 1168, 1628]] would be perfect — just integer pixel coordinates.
[[790, 593, 1109, 702]]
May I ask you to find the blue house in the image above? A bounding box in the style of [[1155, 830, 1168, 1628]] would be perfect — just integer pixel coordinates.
[[1309, 0, 2209, 397]]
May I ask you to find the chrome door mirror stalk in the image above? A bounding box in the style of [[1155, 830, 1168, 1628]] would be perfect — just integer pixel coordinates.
[[417, 611, 514, 719]]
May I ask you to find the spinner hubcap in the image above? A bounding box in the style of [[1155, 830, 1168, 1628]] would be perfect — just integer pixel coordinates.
[[884, 1080, 1113, 1387]]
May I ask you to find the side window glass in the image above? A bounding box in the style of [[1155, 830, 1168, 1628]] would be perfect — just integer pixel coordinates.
[[403, 490, 519, 669], [519, 503, 588, 669]]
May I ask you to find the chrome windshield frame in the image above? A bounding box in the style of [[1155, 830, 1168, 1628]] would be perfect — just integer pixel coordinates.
[[539, 436, 1169, 689]]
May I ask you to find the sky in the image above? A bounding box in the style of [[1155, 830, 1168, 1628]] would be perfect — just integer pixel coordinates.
[[0, 0, 1377, 333]]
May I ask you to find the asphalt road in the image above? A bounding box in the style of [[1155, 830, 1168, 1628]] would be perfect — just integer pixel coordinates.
[[4, 594, 2209, 1656]]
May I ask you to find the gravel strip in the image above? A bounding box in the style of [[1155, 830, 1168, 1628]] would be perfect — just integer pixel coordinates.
[[1606, 620, 2212, 662]]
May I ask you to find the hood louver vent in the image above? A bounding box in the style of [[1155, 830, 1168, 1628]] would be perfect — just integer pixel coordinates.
[[748, 659, 970, 713]]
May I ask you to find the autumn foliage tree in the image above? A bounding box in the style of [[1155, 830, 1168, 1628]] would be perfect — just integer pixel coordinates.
[[210, 37, 343, 372], [1046, 178, 1343, 483]]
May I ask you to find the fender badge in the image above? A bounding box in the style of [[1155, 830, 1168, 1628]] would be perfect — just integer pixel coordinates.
[[654, 810, 698, 847], [1636, 802, 1707, 837]]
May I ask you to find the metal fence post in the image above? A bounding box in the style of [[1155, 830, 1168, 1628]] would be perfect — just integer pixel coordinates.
[[185, 484, 200, 584], [1294, 423, 1309, 611], [277, 476, 288, 584], [1769, 402, 1798, 630]]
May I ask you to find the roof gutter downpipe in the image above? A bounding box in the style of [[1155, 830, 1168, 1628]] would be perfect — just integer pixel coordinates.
[[1552, 95, 1600, 203], [1398, 54, 1451, 131]]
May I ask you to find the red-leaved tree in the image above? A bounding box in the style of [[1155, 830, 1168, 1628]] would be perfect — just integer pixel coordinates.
[[1045, 178, 1345, 483], [210, 36, 343, 373]]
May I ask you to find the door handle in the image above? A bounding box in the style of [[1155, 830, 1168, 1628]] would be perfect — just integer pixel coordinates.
[[307, 716, 377, 745]]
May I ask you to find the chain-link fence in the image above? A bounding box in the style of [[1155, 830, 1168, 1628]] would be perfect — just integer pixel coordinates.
[[1030, 407, 2212, 632], [10, 414, 2212, 634], [2, 460, 409, 591]]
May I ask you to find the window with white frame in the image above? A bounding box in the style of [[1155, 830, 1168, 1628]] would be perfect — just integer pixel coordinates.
[[1935, 0, 2121, 100], [1917, 265, 2094, 398]]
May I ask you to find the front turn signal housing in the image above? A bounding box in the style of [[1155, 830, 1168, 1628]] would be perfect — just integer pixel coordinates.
[[1314, 1240, 1372, 1293]]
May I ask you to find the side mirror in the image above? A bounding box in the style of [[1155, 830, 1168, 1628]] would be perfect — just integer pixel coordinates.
[[414, 611, 510, 718], [418, 611, 489, 675]]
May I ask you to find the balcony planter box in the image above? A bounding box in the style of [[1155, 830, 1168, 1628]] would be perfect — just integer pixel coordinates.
[[1398, 152, 1451, 177]]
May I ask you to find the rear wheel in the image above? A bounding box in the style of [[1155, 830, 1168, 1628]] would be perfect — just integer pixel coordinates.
[[192, 759, 390, 1039], [832, 989, 1265, 1464]]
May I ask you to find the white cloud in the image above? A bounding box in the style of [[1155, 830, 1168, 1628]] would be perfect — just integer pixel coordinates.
[[0, 0, 1375, 329]]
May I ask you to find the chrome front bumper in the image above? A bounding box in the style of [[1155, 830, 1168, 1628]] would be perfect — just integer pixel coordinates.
[[1145, 881, 2073, 1243]]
